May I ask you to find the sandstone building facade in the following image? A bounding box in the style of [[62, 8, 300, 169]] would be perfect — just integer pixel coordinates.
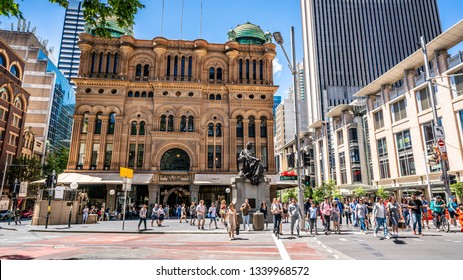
[[65, 23, 278, 209]]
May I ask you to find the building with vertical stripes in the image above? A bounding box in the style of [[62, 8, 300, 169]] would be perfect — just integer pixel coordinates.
[[57, 0, 85, 85], [301, 0, 442, 123]]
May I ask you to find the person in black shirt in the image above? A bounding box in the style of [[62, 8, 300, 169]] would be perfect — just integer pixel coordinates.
[[408, 194, 423, 235]]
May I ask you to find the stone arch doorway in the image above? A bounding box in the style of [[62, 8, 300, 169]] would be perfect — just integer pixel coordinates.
[[160, 148, 190, 171], [162, 186, 190, 213]]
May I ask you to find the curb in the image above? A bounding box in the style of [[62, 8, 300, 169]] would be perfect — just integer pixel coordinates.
[[0, 226, 18, 231], [28, 229, 271, 235]]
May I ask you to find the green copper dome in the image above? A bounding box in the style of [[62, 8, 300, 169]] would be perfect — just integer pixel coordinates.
[[86, 16, 133, 38], [228, 22, 272, 45]]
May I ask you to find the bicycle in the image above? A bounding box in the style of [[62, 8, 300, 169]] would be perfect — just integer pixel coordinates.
[[432, 212, 450, 233]]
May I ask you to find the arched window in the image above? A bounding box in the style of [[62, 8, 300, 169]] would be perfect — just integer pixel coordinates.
[[131, 121, 137, 135], [90, 52, 96, 73], [134, 91, 140, 97], [209, 94, 215, 100], [160, 115, 167, 131], [180, 116, 187, 132], [94, 112, 103, 134], [187, 56, 192, 79], [135, 64, 142, 77], [139, 121, 145, 135], [260, 117, 267, 138], [217, 68, 223, 81], [245, 59, 250, 81], [216, 94, 221, 100], [188, 116, 194, 132], [252, 60, 257, 81], [14, 97, 23, 110], [10, 65, 19, 78], [208, 123, 214, 137], [98, 52, 103, 73], [108, 112, 116, 134], [236, 116, 243, 137], [181, 56, 185, 78], [0, 54, 5, 67], [248, 116, 255, 137], [167, 115, 174, 131], [113, 53, 119, 74], [143, 64, 149, 77], [81, 112, 89, 133], [216, 123, 222, 137], [173, 56, 178, 77], [239, 59, 243, 81], [1, 88, 9, 101], [127, 91, 133, 97], [166, 55, 171, 78], [141, 91, 147, 97], [106, 53, 111, 73], [148, 91, 154, 98], [209, 67, 215, 80]]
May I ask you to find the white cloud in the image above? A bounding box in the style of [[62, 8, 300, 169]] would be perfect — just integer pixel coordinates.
[[273, 58, 283, 78]]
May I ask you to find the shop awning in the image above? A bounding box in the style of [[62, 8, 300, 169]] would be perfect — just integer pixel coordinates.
[[32, 172, 153, 185], [193, 174, 237, 185]]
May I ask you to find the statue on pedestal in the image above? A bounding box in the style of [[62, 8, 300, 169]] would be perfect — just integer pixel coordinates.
[[238, 141, 264, 186]]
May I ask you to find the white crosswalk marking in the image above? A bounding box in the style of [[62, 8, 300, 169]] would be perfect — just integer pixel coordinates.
[[272, 234, 290, 260], [339, 238, 348, 241]]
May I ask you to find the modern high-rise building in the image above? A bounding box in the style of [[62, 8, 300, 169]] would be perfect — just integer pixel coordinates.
[[301, 0, 442, 122], [57, 0, 85, 85]]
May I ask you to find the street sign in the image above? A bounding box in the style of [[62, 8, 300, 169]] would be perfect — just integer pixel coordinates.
[[437, 139, 445, 147], [19, 181, 28, 198], [435, 125, 445, 139], [280, 176, 297, 181], [120, 167, 134, 179], [54, 186, 65, 199]]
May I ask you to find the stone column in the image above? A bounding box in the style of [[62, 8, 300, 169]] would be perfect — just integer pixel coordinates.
[[148, 184, 160, 205], [256, 60, 261, 84], [83, 115, 96, 169], [111, 116, 124, 169], [230, 119, 237, 171], [267, 120, 276, 173], [243, 119, 249, 147], [144, 124, 153, 169], [223, 124, 230, 170], [67, 116, 83, 169], [120, 46, 134, 79], [189, 185, 200, 204], [194, 49, 207, 82], [78, 45, 91, 77], [255, 119, 262, 158], [97, 116, 109, 170]]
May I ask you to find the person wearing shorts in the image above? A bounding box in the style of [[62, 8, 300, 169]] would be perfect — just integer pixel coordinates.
[[150, 204, 158, 227], [157, 204, 165, 226], [196, 200, 206, 230]]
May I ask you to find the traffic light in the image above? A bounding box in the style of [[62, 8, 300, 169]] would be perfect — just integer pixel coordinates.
[[449, 174, 457, 185], [304, 175, 310, 186]]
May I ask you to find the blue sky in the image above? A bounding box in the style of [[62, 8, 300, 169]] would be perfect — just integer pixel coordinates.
[[1, 0, 462, 98]]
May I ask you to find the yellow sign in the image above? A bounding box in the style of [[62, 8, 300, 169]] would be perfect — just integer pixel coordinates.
[[120, 167, 134, 179]]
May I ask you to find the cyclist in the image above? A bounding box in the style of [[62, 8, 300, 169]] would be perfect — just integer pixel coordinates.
[[433, 196, 446, 231]]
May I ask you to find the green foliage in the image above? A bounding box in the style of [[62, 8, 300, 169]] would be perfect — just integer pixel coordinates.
[[303, 185, 313, 199], [43, 147, 69, 176], [1, 0, 145, 38], [282, 188, 297, 203], [352, 186, 366, 198], [450, 182, 463, 202], [312, 179, 339, 203], [376, 186, 389, 199], [7, 156, 43, 183]]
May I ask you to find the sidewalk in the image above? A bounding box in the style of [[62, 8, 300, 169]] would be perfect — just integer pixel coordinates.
[[0, 217, 276, 234]]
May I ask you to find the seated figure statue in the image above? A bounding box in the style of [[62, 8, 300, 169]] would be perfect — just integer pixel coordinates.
[[238, 141, 264, 186]]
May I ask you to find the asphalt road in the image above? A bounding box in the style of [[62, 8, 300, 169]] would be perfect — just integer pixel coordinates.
[[0, 219, 462, 260]]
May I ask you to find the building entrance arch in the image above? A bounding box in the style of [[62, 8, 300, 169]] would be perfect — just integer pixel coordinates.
[[160, 148, 190, 171], [162, 186, 190, 213]]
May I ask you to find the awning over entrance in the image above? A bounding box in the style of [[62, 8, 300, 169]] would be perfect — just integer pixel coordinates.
[[32, 172, 154, 185], [193, 174, 237, 185]]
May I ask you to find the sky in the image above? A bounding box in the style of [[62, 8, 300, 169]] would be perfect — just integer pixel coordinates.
[[1, 0, 463, 98]]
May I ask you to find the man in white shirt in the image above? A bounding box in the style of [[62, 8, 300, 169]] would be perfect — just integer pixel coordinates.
[[271, 198, 283, 238], [196, 200, 206, 230], [373, 197, 389, 239]]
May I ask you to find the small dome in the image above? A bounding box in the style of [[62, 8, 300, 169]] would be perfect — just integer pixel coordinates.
[[228, 22, 271, 45], [86, 16, 133, 38]]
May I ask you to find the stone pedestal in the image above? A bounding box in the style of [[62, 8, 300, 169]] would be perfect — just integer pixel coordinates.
[[231, 176, 271, 215]]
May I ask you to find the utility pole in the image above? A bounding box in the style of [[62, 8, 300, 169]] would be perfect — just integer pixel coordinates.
[[45, 170, 56, 229], [420, 36, 452, 201]]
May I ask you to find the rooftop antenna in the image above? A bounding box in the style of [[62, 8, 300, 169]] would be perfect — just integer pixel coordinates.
[[199, 0, 203, 38], [11, 23, 14, 31], [32, 27, 36, 34], [179, 0, 184, 39], [160, 0, 165, 36], [21, 19, 26, 32], [27, 21, 31, 32], [17, 19, 20, 31]]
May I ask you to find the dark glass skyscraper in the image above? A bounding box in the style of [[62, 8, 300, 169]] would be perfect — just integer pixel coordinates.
[[301, 0, 442, 121], [57, 0, 85, 85]]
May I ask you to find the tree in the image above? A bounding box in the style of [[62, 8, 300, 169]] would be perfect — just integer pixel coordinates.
[[303, 185, 313, 199], [352, 186, 366, 198], [7, 156, 43, 183], [43, 147, 69, 176], [376, 186, 390, 199], [1, 0, 145, 38], [282, 188, 297, 203], [450, 182, 463, 202], [312, 179, 340, 203]]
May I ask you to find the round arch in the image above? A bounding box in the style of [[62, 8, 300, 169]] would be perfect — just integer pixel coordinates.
[[153, 142, 197, 170], [162, 186, 190, 206], [160, 148, 190, 171]]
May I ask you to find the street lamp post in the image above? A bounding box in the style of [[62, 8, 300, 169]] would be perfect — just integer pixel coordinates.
[[273, 27, 305, 229], [420, 36, 452, 201]]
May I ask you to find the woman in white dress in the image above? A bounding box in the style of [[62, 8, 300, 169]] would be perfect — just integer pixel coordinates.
[[226, 203, 238, 241]]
